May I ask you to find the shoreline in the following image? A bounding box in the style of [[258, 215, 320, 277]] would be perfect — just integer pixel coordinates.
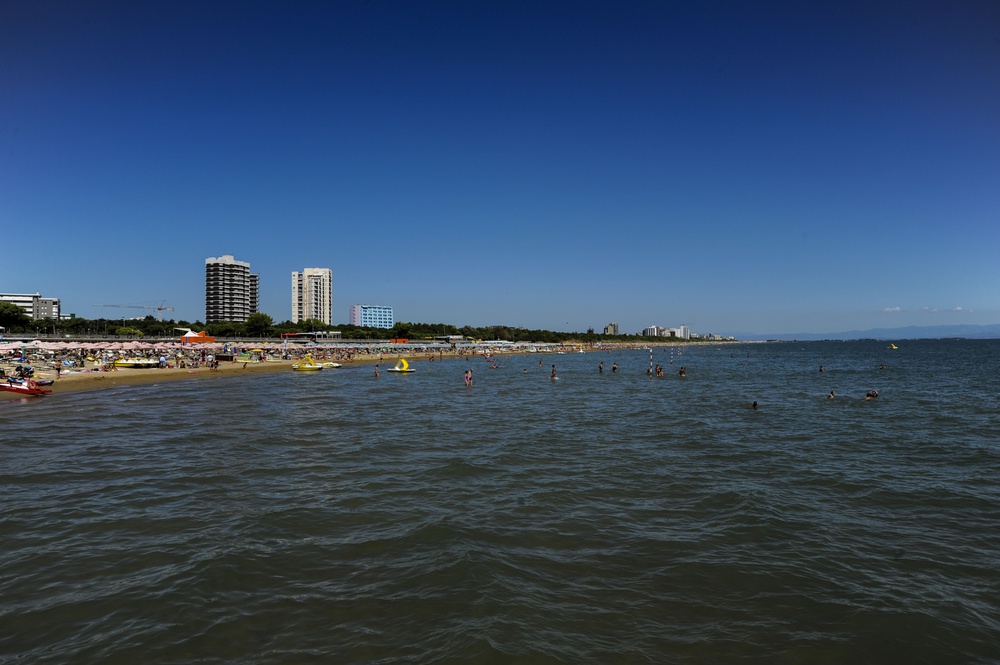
[[3, 349, 506, 397], [2, 341, 729, 399]]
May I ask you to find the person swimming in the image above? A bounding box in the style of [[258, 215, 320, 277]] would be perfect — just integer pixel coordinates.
[[827, 390, 835, 399]]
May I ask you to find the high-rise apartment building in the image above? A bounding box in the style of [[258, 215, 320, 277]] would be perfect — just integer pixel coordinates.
[[292, 268, 333, 325], [349, 304, 394, 329], [205, 255, 259, 323]]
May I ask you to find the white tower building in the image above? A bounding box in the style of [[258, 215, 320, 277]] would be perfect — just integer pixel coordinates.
[[292, 268, 333, 325]]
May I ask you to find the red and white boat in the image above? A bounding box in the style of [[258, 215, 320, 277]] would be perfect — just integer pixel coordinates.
[[1, 378, 53, 396]]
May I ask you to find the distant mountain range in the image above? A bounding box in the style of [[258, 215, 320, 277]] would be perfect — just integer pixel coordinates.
[[732, 323, 1000, 341]]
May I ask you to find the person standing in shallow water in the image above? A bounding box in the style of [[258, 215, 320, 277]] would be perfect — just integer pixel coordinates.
[[599, 361, 603, 374], [465, 369, 472, 386], [551, 365, 557, 380]]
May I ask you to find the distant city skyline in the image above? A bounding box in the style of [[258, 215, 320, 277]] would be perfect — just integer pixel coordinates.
[[3, 2, 998, 335]]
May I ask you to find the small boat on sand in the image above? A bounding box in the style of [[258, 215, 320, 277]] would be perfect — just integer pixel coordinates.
[[114, 358, 160, 369], [1, 378, 52, 396]]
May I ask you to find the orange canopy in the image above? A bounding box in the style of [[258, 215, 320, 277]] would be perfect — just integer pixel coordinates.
[[179, 330, 215, 344]]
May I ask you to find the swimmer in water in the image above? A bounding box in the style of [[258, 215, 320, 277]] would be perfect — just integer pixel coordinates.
[[551, 365, 557, 380], [752, 401, 758, 410], [827, 390, 835, 399]]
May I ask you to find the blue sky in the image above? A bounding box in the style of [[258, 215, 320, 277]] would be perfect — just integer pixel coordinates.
[[3, 0, 998, 336]]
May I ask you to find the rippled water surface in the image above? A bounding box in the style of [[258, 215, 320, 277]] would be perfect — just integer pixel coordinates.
[[3, 340, 1000, 663]]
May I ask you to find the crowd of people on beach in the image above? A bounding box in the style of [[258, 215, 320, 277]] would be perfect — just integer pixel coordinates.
[[3, 339, 886, 408]]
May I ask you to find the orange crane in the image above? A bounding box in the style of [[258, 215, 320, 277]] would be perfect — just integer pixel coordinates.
[[93, 301, 175, 321]]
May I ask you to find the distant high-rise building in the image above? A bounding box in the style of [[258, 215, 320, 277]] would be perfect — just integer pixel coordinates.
[[604, 322, 619, 336], [205, 255, 259, 323], [0, 292, 60, 320], [349, 304, 394, 329], [292, 268, 333, 325]]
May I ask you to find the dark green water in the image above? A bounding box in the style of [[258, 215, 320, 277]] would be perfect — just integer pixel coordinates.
[[2, 340, 999, 663]]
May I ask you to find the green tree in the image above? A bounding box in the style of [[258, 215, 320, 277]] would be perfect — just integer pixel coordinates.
[[299, 318, 329, 333], [245, 313, 274, 337], [391, 322, 412, 339], [0, 302, 30, 332], [114, 326, 144, 337], [206, 321, 242, 338]]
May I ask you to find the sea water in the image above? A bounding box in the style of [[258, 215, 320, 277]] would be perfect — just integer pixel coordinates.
[[2, 339, 999, 663]]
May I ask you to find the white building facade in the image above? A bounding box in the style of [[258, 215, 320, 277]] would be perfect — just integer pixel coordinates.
[[205, 255, 259, 323], [349, 304, 394, 329], [292, 268, 333, 325], [0, 292, 61, 320]]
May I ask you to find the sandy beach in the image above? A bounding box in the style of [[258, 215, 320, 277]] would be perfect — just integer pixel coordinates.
[[1, 340, 715, 400], [2, 347, 514, 398]]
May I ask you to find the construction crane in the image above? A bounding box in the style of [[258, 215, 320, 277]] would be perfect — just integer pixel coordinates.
[[93, 301, 175, 321]]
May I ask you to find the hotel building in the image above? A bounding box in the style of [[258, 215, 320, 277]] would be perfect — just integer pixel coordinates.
[[292, 268, 333, 325], [349, 304, 394, 329], [0, 292, 61, 320], [205, 255, 259, 323]]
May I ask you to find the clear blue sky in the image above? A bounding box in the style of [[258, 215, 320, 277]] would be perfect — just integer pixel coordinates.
[[3, 0, 998, 336]]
